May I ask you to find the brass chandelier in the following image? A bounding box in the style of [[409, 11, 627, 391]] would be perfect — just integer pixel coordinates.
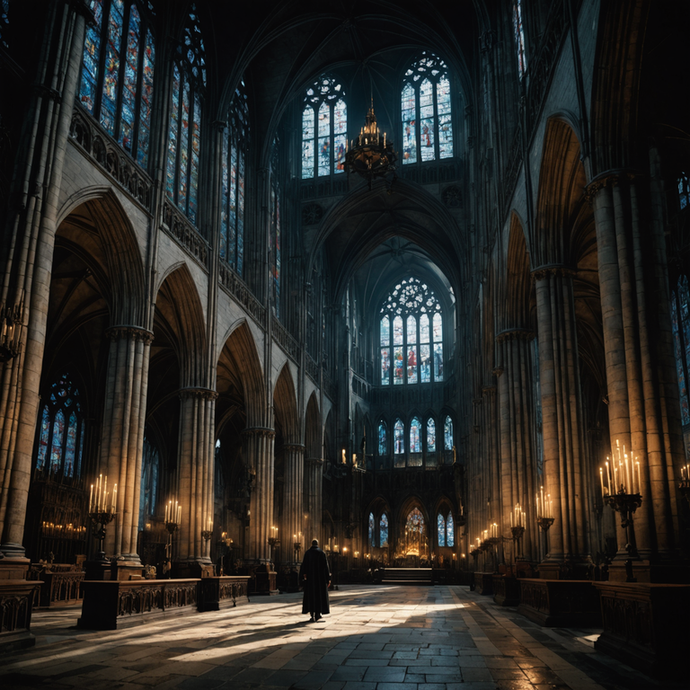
[[344, 100, 397, 188]]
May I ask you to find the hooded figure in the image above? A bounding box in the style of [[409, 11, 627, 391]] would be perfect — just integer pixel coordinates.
[[299, 539, 331, 622]]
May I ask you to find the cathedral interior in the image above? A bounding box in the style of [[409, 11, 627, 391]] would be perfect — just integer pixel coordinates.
[[1, 0, 690, 681]]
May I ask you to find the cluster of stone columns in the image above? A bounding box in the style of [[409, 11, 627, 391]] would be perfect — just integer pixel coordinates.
[[282, 443, 305, 565]]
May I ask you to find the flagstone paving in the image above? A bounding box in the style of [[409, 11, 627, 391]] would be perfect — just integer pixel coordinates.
[[0, 585, 680, 689]]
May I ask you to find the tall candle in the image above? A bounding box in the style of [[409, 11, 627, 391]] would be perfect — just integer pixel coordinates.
[[89, 484, 93, 512], [636, 461, 641, 494], [600, 467, 605, 497]]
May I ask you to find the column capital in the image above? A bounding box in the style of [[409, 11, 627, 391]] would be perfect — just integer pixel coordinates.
[[242, 426, 276, 439], [531, 264, 576, 281], [306, 457, 324, 466], [178, 387, 218, 400], [105, 325, 154, 344], [482, 384, 497, 395], [496, 328, 535, 342], [283, 444, 305, 454], [584, 168, 642, 202], [492, 367, 504, 378]]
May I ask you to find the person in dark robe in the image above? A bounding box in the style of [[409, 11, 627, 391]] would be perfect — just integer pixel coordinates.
[[299, 539, 331, 622]]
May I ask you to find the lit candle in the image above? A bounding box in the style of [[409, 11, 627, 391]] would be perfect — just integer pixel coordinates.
[[600, 467, 605, 497], [112, 484, 117, 512], [636, 461, 641, 493], [89, 484, 93, 512]]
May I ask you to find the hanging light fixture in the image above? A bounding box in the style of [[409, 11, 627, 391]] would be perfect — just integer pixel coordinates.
[[345, 99, 397, 189], [0, 304, 21, 363]]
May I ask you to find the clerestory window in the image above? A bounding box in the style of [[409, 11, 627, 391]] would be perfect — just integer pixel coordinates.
[[401, 52, 453, 164], [221, 79, 249, 274], [166, 4, 205, 225], [79, 0, 155, 167], [513, 0, 527, 79], [671, 275, 690, 426], [302, 75, 347, 179], [379, 277, 443, 386]]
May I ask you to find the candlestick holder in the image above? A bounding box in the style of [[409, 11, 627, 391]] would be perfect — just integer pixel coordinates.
[[509, 525, 525, 562], [678, 480, 690, 508], [537, 517, 554, 532], [88, 510, 116, 562], [604, 489, 642, 558], [293, 541, 302, 560], [488, 536, 501, 572], [165, 521, 179, 576], [201, 530, 213, 541]]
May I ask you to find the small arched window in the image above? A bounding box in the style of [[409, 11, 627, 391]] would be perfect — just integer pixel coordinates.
[[378, 420, 387, 456], [35, 373, 85, 479], [446, 513, 455, 547], [166, 4, 206, 225], [79, 0, 155, 167], [380, 278, 443, 385], [671, 275, 690, 426], [678, 173, 690, 211], [426, 418, 436, 452], [410, 417, 421, 453], [444, 416, 453, 451], [302, 75, 347, 179], [394, 419, 405, 454], [0, 0, 8, 48], [221, 79, 249, 274], [513, 0, 527, 79], [401, 52, 453, 164], [437, 513, 446, 547], [379, 513, 389, 546], [368, 512, 375, 548]]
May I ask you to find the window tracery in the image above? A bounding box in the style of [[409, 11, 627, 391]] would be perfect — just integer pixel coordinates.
[[379, 277, 443, 385], [302, 75, 347, 179], [444, 415, 453, 451], [394, 418, 404, 455], [166, 4, 205, 225], [378, 420, 387, 456], [79, 0, 155, 167], [401, 52, 453, 164], [671, 275, 690, 426], [368, 511, 375, 547], [426, 417, 436, 452], [221, 79, 249, 274], [379, 513, 389, 546], [35, 373, 85, 479]]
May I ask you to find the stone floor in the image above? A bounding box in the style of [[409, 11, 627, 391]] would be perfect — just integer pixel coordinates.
[[0, 585, 680, 690]]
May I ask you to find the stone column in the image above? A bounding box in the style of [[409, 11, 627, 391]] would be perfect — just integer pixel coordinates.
[[0, 2, 88, 560], [533, 266, 590, 574], [305, 457, 323, 548], [100, 326, 153, 569], [174, 388, 217, 576], [282, 444, 304, 565], [588, 173, 683, 575], [243, 427, 275, 563], [496, 330, 539, 563]]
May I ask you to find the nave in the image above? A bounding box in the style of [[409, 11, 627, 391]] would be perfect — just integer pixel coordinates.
[[0, 585, 678, 690]]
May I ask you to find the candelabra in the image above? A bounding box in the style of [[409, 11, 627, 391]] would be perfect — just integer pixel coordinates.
[[88, 509, 115, 562], [604, 488, 642, 558], [679, 465, 690, 507], [268, 531, 280, 566]]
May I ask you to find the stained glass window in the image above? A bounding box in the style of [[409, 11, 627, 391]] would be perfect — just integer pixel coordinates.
[[394, 419, 404, 455], [405, 508, 424, 551], [0, 0, 8, 48], [427, 418, 436, 452], [379, 277, 444, 385], [401, 52, 453, 164], [78, 0, 155, 167], [221, 79, 249, 274], [378, 420, 388, 456], [380, 513, 389, 546], [271, 138, 282, 317], [369, 512, 375, 547], [444, 416, 453, 451], [166, 5, 205, 225], [437, 513, 446, 547], [302, 75, 346, 178], [410, 417, 421, 453], [513, 0, 527, 79], [671, 276, 690, 426], [679, 174, 690, 211], [446, 513, 455, 547], [34, 373, 85, 479], [139, 432, 160, 528]]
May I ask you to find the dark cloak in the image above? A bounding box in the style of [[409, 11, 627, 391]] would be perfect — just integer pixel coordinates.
[[299, 544, 331, 615]]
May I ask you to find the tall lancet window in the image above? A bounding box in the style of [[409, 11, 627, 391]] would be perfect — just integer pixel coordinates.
[[401, 52, 453, 164], [301, 75, 347, 179], [270, 138, 282, 317], [444, 415, 454, 451], [437, 513, 446, 547], [678, 173, 690, 210], [379, 513, 389, 546], [379, 277, 444, 385], [79, 0, 155, 167], [513, 0, 527, 79], [0, 0, 8, 48], [35, 373, 85, 479], [378, 420, 388, 456], [221, 79, 249, 274], [166, 4, 206, 225], [138, 433, 160, 527], [426, 417, 436, 452], [671, 275, 690, 426], [368, 512, 375, 547]]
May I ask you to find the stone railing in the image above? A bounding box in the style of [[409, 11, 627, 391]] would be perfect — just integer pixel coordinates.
[[161, 199, 209, 269], [218, 262, 267, 328], [305, 353, 320, 384], [198, 576, 250, 611], [272, 316, 300, 362], [69, 104, 153, 210], [518, 578, 600, 627]]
